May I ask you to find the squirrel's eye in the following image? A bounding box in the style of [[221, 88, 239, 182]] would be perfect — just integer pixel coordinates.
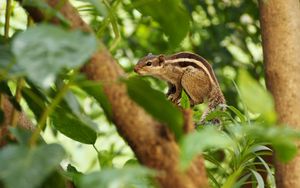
[[146, 61, 152, 66]]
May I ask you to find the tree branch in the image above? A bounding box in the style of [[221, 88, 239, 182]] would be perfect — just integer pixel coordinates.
[[17, 0, 209, 187], [0, 95, 34, 146]]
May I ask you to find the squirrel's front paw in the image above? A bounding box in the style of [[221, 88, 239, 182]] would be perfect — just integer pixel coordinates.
[[167, 94, 181, 105]]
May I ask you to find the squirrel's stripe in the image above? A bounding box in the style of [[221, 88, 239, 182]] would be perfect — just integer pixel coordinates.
[[165, 58, 215, 85]]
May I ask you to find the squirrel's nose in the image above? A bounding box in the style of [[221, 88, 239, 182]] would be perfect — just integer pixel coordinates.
[[134, 66, 139, 73]]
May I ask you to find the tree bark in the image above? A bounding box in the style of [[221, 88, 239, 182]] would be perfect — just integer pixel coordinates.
[[0, 95, 34, 146], [17, 0, 209, 187], [259, 0, 300, 187]]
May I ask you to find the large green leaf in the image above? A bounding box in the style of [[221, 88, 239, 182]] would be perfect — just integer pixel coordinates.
[[63, 90, 98, 131], [0, 144, 65, 188], [78, 166, 155, 188], [12, 24, 98, 88], [133, 0, 190, 47], [238, 70, 276, 124], [51, 108, 97, 144], [126, 77, 183, 139], [180, 126, 232, 169], [78, 80, 112, 122]]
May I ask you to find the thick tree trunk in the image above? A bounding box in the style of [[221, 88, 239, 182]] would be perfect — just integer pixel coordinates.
[[259, 0, 300, 187], [17, 0, 209, 187]]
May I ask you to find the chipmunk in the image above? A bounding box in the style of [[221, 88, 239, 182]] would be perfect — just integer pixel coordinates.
[[134, 52, 226, 124]]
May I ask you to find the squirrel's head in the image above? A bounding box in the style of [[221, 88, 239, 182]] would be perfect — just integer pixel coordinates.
[[134, 53, 165, 75]]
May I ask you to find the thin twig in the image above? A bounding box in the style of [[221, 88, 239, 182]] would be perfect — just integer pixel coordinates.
[[4, 0, 12, 40], [29, 83, 70, 147]]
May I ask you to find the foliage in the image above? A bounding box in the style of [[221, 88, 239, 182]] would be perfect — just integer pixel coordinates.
[[0, 142, 65, 188], [0, 0, 299, 188], [125, 76, 183, 139]]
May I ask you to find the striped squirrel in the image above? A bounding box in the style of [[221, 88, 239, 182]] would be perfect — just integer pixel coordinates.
[[134, 52, 226, 124]]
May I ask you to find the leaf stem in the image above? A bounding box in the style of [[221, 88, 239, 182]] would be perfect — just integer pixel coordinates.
[[4, 0, 12, 40], [92, 144, 102, 169], [29, 83, 70, 147]]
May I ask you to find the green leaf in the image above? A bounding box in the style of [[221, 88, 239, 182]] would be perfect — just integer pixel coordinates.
[[124, 159, 139, 166], [12, 24, 98, 88], [22, 87, 46, 121], [51, 108, 97, 144], [125, 77, 183, 139], [227, 105, 246, 123], [180, 127, 232, 169], [256, 156, 275, 186], [273, 141, 298, 162], [181, 90, 190, 109], [0, 144, 65, 188], [205, 109, 233, 122], [237, 70, 276, 124], [97, 150, 113, 168], [250, 169, 264, 188], [78, 166, 156, 188], [78, 80, 112, 122], [62, 164, 82, 187], [62, 90, 98, 131], [133, 0, 190, 46], [245, 125, 300, 162], [231, 173, 251, 188], [222, 167, 244, 188], [40, 170, 66, 188]]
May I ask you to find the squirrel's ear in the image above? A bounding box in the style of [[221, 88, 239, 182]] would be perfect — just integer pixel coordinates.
[[158, 55, 165, 65]]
